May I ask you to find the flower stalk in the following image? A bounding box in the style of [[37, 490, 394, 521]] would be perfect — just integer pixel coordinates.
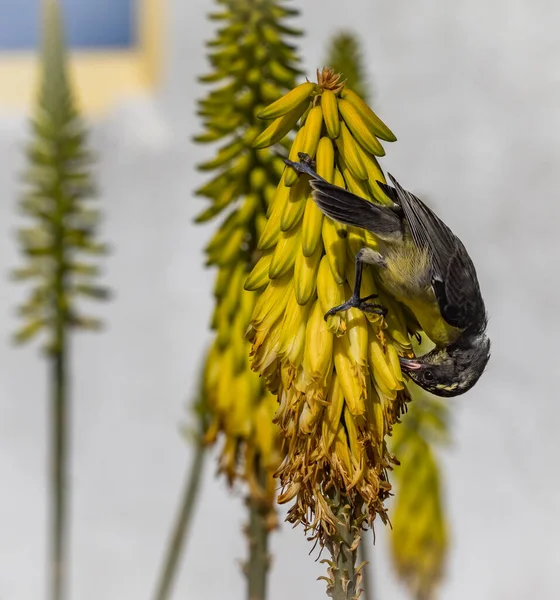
[[152, 386, 209, 600], [247, 67, 413, 593], [12, 2, 108, 600], [245, 463, 273, 600]]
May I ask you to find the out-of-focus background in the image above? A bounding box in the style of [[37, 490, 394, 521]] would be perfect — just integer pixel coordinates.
[[0, 0, 559, 599]]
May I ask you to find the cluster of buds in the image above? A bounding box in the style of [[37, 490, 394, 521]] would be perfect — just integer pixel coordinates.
[[246, 68, 414, 538], [195, 0, 303, 504], [13, 0, 108, 350]]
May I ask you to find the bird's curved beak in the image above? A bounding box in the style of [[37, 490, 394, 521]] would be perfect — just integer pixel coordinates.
[[399, 357, 422, 372]]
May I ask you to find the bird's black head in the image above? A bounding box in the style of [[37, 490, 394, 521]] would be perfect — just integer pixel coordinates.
[[399, 334, 491, 397]]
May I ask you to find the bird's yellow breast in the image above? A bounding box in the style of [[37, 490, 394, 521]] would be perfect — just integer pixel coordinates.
[[379, 242, 461, 346]]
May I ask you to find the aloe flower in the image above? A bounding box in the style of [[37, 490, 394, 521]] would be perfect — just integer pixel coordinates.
[[247, 68, 410, 548]]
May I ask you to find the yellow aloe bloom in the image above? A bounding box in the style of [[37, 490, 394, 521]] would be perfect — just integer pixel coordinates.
[[195, 0, 303, 505], [247, 68, 411, 538]]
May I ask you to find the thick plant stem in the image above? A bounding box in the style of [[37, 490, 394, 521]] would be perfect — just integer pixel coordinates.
[[152, 436, 207, 600], [358, 533, 374, 600], [50, 329, 67, 600], [246, 466, 270, 600], [324, 493, 362, 600]]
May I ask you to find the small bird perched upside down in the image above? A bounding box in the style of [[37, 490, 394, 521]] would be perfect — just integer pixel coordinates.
[[286, 153, 491, 397]]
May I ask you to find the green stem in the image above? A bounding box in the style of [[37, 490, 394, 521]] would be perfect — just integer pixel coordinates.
[[324, 493, 361, 600], [358, 532, 373, 600], [152, 436, 207, 600], [50, 328, 67, 600], [246, 465, 270, 600]]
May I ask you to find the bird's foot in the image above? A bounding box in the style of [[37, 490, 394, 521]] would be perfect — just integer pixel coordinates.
[[284, 153, 316, 176], [324, 294, 387, 319]]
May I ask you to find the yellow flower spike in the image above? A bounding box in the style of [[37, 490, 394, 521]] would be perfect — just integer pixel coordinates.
[[245, 251, 273, 291], [321, 89, 341, 138], [322, 218, 347, 284], [269, 226, 302, 279], [294, 240, 323, 305], [335, 122, 368, 181], [253, 99, 311, 149], [301, 197, 324, 256], [338, 97, 386, 157], [316, 136, 335, 182], [247, 69, 409, 541], [257, 81, 317, 119], [281, 176, 308, 231]]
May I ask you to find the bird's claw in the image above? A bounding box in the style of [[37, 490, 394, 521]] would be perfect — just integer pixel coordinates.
[[324, 294, 387, 319]]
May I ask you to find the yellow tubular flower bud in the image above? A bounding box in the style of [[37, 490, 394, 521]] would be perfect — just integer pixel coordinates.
[[245, 251, 273, 292], [316, 136, 335, 182], [340, 87, 397, 142], [303, 300, 334, 386], [335, 122, 368, 180], [257, 81, 317, 119], [253, 99, 311, 149], [301, 198, 324, 256], [301, 105, 324, 159], [322, 218, 346, 284], [284, 125, 308, 186], [269, 226, 302, 279], [294, 241, 322, 305], [321, 89, 341, 139], [281, 176, 308, 231], [338, 97, 386, 157]]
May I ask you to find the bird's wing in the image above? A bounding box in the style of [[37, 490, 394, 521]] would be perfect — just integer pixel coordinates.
[[309, 179, 402, 239], [380, 175, 486, 332]]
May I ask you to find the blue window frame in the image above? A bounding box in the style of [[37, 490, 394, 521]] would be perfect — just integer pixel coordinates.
[[0, 0, 135, 50]]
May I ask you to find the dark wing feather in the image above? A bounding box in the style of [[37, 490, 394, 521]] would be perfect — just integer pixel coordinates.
[[385, 174, 487, 333], [309, 179, 402, 239]]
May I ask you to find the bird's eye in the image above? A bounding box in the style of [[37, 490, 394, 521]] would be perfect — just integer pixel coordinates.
[[423, 370, 434, 382]]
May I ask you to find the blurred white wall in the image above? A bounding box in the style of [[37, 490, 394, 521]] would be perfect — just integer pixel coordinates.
[[0, 1, 559, 599]]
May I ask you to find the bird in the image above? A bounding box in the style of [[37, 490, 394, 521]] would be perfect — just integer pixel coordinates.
[[285, 153, 490, 397]]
